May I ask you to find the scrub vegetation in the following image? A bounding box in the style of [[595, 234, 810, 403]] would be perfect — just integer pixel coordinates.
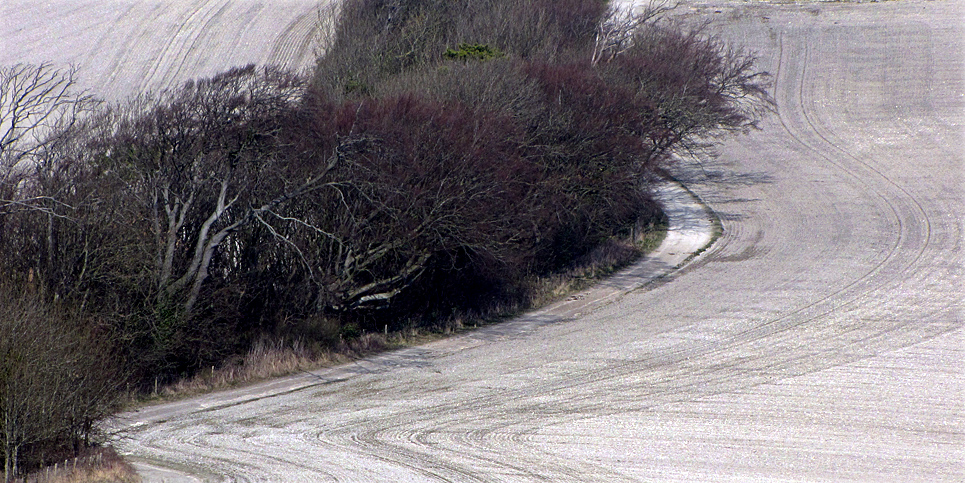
[[0, 0, 771, 479]]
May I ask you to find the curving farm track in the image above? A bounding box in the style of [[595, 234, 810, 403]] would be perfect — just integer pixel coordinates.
[[4, 0, 964, 481]]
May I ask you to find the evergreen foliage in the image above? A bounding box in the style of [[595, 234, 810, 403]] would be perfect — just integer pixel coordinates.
[[444, 43, 505, 61]]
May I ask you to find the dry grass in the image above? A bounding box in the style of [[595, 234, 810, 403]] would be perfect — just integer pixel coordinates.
[[526, 238, 642, 308], [18, 447, 140, 483], [142, 334, 392, 403], [523, 215, 667, 309]]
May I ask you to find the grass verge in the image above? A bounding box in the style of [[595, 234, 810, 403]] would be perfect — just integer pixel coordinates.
[[16, 447, 140, 483]]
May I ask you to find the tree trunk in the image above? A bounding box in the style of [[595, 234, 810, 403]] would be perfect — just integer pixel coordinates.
[[3, 412, 18, 483]]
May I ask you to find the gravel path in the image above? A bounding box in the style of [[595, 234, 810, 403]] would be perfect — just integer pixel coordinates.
[[6, 0, 963, 481]]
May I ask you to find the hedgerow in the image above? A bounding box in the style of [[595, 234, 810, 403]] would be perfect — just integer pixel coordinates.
[[0, 1, 772, 476]]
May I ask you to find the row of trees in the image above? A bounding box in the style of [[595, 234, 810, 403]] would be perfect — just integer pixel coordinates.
[[1, 65, 120, 481], [0, 0, 772, 478]]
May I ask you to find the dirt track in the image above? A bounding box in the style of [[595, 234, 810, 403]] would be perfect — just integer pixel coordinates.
[[5, 0, 963, 481]]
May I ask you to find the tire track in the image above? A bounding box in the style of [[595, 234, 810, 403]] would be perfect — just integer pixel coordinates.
[[775, 28, 955, 334], [267, 7, 327, 71], [80, 2, 144, 90], [140, 0, 230, 91]]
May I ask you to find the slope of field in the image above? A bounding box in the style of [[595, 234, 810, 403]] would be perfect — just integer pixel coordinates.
[[6, 0, 964, 481], [0, 0, 325, 100]]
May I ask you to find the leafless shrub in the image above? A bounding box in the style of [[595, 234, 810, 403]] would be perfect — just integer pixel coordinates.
[[591, 1, 677, 65], [0, 285, 122, 481], [605, 17, 775, 152], [276, 93, 542, 317]]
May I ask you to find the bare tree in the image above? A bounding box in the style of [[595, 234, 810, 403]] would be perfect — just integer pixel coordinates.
[[93, 66, 342, 321], [0, 63, 96, 215], [591, 1, 677, 66], [0, 64, 99, 307]]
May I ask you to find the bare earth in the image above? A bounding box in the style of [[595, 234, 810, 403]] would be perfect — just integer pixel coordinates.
[[4, 0, 963, 481]]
